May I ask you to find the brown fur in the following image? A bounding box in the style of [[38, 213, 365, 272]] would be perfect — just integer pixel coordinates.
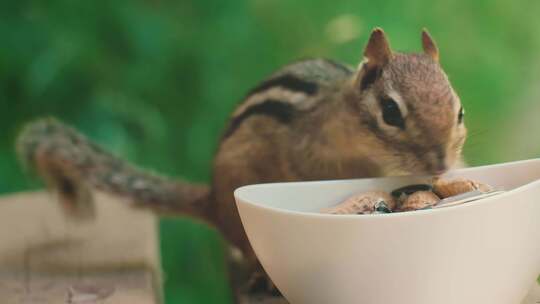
[[211, 29, 466, 276], [16, 28, 467, 297]]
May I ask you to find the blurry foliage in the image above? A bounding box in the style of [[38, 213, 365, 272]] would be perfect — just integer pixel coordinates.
[[2, 0, 540, 303]]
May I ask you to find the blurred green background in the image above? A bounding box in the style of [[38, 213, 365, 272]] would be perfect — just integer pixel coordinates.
[[2, 0, 540, 303]]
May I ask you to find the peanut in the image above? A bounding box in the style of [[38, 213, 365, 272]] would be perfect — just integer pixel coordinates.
[[433, 178, 493, 198], [398, 191, 440, 211], [322, 191, 396, 215]]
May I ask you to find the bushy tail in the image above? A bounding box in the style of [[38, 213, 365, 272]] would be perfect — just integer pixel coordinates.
[[16, 118, 211, 220]]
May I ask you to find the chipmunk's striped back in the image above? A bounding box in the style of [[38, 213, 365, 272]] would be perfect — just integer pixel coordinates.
[[223, 59, 353, 138]]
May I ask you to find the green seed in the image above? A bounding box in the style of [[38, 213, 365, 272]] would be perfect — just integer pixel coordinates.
[[374, 200, 392, 213]]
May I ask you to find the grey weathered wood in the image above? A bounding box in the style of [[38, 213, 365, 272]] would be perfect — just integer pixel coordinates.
[[0, 191, 293, 303], [0, 270, 155, 303], [0, 191, 159, 304]]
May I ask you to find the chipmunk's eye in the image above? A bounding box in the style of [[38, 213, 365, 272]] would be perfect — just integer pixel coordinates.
[[458, 106, 465, 124], [380, 98, 405, 129]]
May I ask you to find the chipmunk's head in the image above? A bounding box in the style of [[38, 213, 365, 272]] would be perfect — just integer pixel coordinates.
[[348, 28, 466, 176]]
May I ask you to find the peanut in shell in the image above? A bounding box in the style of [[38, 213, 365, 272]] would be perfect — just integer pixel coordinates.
[[398, 191, 440, 211], [433, 178, 493, 198], [322, 191, 396, 215]]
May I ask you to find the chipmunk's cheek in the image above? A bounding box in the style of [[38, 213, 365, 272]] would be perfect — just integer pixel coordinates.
[[443, 143, 464, 170], [399, 158, 427, 176], [377, 157, 411, 176], [445, 154, 457, 169]]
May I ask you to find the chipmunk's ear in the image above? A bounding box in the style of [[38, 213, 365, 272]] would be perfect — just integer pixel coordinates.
[[356, 28, 393, 90], [364, 28, 393, 67], [421, 29, 439, 61]]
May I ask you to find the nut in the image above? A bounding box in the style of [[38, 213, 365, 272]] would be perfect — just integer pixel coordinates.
[[433, 178, 493, 198], [398, 191, 440, 211], [322, 191, 396, 215]]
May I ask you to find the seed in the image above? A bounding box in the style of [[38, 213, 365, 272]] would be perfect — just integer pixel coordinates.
[[374, 200, 392, 213]]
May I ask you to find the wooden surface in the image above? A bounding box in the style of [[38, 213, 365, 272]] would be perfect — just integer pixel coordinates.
[[0, 191, 159, 304], [0, 191, 289, 304], [2, 191, 537, 304]]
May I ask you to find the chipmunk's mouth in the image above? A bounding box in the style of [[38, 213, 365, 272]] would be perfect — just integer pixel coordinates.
[[411, 168, 447, 177], [425, 165, 448, 176], [424, 157, 449, 176], [414, 163, 448, 177], [432, 169, 448, 176]]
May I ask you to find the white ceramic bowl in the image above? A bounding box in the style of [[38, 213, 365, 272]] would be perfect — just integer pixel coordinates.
[[235, 159, 540, 304]]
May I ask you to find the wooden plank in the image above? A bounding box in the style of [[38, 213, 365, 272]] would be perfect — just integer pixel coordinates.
[[0, 270, 155, 304], [4, 191, 535, 304], [0, 191, 159, 303]]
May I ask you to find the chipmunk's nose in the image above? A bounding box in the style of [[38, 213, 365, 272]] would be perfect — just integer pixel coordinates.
[[428, 149, 448, 175], [430, 161, 447, 175]]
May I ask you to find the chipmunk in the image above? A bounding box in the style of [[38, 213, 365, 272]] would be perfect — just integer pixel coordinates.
[[16, 28, 466, 299]]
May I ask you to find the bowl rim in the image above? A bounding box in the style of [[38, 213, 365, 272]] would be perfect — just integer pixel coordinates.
[[234, 158, 540, 220]]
